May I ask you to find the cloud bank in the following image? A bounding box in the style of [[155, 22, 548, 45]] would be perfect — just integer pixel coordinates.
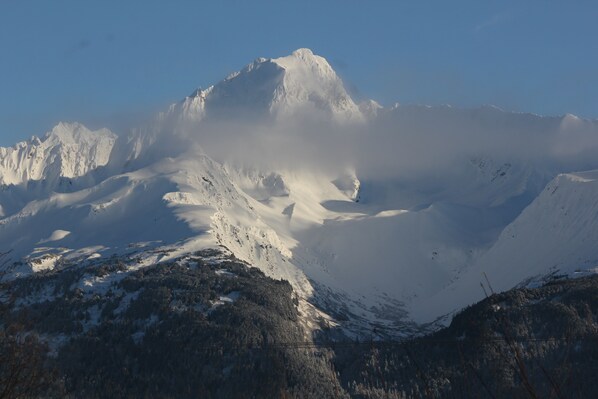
[[134, 105, 598, 185]]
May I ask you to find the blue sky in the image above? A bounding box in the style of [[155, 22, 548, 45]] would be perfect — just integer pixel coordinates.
[[1, 1, 597, 145]]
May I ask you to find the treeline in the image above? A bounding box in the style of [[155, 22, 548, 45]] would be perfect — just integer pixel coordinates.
[[2, 251, 598, 398], [333, 275, 598, 398], [1, 251, 343, 398]]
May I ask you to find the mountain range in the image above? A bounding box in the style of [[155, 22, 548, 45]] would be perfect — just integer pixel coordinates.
[[2, 48, 598, 338]]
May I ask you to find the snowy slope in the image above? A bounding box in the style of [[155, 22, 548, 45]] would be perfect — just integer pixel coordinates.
[[217, 152, 560, 335], [0, 150, 308, 289], [411, 170, 598, 323], [0, 146, 323, 330]]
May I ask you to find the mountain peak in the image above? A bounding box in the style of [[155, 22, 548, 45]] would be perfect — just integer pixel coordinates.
[[46, 121, 85, 142], [0, 122, 116, 185], [45, 121, 116, 146], [269, 49, 362, 122], [169, 48, 364, 124], [271, 48, 335, 78], [292, 47, 314, 57], [275, 48, 327, 68]]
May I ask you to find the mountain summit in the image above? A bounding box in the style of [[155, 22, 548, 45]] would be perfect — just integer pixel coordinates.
[[173, 48, 364, 123]]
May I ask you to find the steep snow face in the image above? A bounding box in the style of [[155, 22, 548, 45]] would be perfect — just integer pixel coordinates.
[[172, 59, 285, 122], [0, 122, 116, 185], [480, 171, 598, 283], [332, 172, 361, 201], [411, 170, 598, 323], [270, 48, 363, 122], [359, 99, 383, 118]]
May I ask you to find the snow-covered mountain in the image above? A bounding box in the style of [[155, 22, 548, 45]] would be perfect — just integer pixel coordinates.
[[2, 48, 598, 337], [112, 48, 363, 169], [0, 122, 115, 186], [172, 48, 363, 123]]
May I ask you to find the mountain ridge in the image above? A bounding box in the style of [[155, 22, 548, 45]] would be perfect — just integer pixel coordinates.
[[0, 122, 116, 187]]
